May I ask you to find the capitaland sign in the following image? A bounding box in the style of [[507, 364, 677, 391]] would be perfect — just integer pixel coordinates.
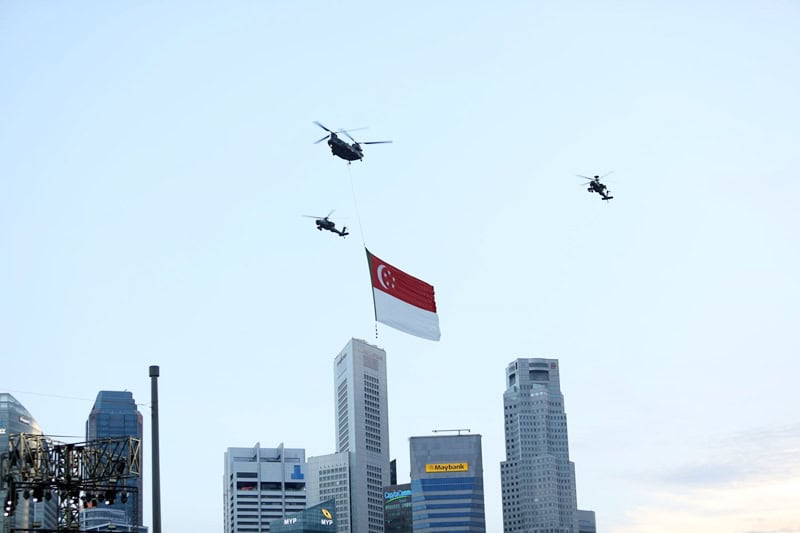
[[425, 463, 469, 473], [384, 489, 412, 501]]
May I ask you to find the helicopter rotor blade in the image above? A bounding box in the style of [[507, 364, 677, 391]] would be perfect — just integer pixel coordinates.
[[600, 171, 614, 179], [314, 134, 330, 144], [326, 209, 335, 218], [361, 141, 393, 145], [313, 121, 332, 133], [576, 175, 593, 180], [342, 130, 357, 143]]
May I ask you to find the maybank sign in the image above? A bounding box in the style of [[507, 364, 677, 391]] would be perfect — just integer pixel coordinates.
[[425, 462, 469, 473]]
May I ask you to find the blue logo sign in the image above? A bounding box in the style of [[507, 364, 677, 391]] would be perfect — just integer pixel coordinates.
[[291, 465, 304, 480]]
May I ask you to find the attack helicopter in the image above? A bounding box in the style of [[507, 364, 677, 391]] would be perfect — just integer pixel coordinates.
[[303, 210, 349, 238], [313, 121, 392, 163], [578, 173, 614, 201]]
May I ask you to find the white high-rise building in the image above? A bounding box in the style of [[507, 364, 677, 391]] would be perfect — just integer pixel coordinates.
[[333, 338, 391, 533], [223, 443, 306, 533], [500, 358, 579, 533]]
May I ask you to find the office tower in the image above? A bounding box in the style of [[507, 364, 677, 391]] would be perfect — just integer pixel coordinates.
[[500, 358, 579, 532], [409, 434, 486, 532], [334, 338, 391, 533], [577, 510, 596, 533], [382, 484, 412, 533], [306, 452, 352, 533], [0, 393, 58, 532], [223, 443, 307, 533], [86, 390, 144, 529], [269, 499, 336, 533]]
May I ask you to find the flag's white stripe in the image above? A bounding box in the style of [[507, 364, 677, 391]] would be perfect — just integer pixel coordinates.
[[373, 288, 440, 341]]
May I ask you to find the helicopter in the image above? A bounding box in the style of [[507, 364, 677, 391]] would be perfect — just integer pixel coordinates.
[[578, 172, 614, 201], [313, 121, 392, 163], [303, 210, 349, 238]]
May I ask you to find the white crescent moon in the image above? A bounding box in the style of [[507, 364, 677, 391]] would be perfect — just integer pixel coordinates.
[[377, 264, 390, 290]]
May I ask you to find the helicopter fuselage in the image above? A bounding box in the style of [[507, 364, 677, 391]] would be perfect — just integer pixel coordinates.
[[587, 179, 613, 201], [327, 135, 363, 161], [316, 219, 334, 231], [315, 217, 348, 237]]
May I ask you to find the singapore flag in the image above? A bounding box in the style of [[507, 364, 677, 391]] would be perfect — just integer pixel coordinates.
[[366, 248, 440, 341]]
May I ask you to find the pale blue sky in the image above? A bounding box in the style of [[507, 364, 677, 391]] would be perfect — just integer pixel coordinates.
[[2, 2, 800, 532]]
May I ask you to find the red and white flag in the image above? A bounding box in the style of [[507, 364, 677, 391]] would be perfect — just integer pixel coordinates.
[[366, 248, 440, 341]]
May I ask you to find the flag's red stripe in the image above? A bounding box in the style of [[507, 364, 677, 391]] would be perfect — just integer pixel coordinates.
[[369, 252, 437, 313]]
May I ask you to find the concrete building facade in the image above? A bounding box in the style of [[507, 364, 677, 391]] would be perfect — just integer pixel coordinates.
[[223, 443, 307, 533], [332, 339, 391, 533], [500, 358, 579, 532], [305, 452, 353, 533]]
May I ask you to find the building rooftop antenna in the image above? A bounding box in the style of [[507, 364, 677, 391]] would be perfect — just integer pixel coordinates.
[[432, 428, 471, 436]]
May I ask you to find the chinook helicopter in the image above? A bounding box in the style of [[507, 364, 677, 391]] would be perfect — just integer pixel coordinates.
[[313, 121, 392, 163], [578, 173, 614, 201], [303, 210, 349, 238]]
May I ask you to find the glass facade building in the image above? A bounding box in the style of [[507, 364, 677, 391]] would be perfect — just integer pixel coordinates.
[[86, 390, 144, 529], [382, 483, 412, 533], [0, 393, 57, 532], [409, 434, 486, 532], [81, 507, 141, 532], [269, 499, 337, 533]]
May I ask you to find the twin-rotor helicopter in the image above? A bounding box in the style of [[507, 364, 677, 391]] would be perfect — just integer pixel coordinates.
[[305, 121, 391, 238], [313, 121, 392, 163]]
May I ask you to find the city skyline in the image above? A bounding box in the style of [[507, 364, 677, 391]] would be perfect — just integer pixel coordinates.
[[3, 3, 799, 532]]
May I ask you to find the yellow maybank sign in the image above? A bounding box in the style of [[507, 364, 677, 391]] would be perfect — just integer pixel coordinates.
[[425, 462, 469, 473]]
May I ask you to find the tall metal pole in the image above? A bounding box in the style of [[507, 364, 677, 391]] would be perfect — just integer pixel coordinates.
[[149, 365, 162, 533]]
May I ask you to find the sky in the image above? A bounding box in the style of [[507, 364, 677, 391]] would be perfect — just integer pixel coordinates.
[[2, 1, 799, 532]]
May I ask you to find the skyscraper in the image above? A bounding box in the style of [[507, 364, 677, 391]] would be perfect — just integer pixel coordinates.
[[500, 358, 579, 533], [333, 338, 391, 533], [223, 443, 307, 533], [86, 390, 144, 529], [0, 393, 58, 532], [409, 434, 486, 532]]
